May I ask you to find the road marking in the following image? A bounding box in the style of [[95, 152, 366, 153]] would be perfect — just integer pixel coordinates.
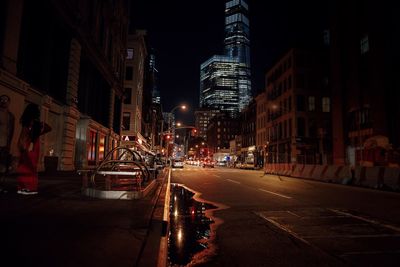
[[330, 209, 400, 233], [341, 250, 400, 256], [256, 212, 312, 246], [226, 179, 241, 184], [303, 234, 400, 239], [258, 189, 292, 199], [287, 211, 301, 217], [212, 174, 220, 178]]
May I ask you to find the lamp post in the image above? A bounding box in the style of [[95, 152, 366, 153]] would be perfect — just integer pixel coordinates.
[[168, 104, 187, 133], [165, 104, 187, 159], [174, 122, 198, 157]]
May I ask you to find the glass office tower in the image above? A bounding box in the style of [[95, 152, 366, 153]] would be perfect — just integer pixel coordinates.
[[200, 0, 251, 116], [200, 56, 240, 117]]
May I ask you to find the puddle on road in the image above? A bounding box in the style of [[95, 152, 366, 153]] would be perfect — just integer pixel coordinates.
[[168, 184, 217, 266]]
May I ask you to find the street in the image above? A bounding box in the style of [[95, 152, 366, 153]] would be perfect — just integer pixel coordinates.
[[171, 165, 400, 266]]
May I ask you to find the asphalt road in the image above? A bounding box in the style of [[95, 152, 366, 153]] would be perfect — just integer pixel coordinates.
[[171, 165, 400, 266]]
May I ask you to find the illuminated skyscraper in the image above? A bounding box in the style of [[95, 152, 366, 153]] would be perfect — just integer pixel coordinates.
[[199, 0, 251, 117]]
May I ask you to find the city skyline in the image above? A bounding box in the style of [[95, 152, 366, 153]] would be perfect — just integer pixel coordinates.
[[199, 0, 252, 118], [131, 0, 328, 124]]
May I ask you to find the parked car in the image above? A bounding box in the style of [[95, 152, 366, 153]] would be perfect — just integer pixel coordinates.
[[172, 159, 184, 168], [202, 159, 215, 168], [216, 160, 227, 167], [155, 159, 165, 170]]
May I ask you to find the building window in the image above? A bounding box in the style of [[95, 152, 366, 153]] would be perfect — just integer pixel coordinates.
[[297, 117, 306, 137], [323, 30, 330, 45], [124, 88, 132, 104], [125, 66, 133, 80], [297, 74, 305, 88], [360, 35, 369, 54], [296, 95, 305, 111], [308, 96, 315, 111], [322, 97, 330, 112], [87, 130, 97, 164], [127, 48, 134, 59], [122, 112, 130, 130], [98, 134, 105, 161]]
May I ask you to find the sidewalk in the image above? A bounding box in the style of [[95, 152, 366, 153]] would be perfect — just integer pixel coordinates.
[[0, 169, 169, 267]]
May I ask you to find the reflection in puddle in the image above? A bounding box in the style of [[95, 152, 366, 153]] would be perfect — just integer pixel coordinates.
[[168, 184, 217, 266]]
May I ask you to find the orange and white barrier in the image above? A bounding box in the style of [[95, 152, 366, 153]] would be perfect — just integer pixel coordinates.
[[264, 163, 399, 191]]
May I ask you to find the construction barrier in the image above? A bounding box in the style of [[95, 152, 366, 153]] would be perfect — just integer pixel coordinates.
[[383, 167, 400, 190], [264, 163, 399, 192]]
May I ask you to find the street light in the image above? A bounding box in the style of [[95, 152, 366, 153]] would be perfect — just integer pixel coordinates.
[[170, 104, 187, 114], [168, 105, 187, 134], [164, 104, 188, 159], [174, 122, 198, 155]]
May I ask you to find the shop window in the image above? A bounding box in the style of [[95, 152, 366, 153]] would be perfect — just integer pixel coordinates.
[[87, 131, 97, 164], [98, 134, 105, 161]]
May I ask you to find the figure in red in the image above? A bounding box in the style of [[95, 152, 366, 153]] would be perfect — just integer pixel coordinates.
[[16, 103, 51, 195]]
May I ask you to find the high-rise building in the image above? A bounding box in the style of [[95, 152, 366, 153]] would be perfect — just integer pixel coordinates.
[[148, 52, 161, 105], [195, 108, 221, 141], [200, 56, 240, 117], [199, 0, 251, 118], [224, 0, 251, 111]]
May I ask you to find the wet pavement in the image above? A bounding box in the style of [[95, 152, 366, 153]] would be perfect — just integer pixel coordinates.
[[168, 184, 217, 266]]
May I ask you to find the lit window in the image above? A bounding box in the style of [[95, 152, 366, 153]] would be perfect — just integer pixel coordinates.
[[360, 35, 369, 54], [87, 131, 97, 163], [98, 134, 105, 161], [126, 48, 134, 59], [322, 97, 330, 112], [308, 96, 315, 111]]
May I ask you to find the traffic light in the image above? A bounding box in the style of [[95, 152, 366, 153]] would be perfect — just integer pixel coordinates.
[[191, 128, 198, 137]]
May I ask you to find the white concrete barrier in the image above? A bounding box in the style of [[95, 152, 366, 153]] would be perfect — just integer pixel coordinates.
[[311, 165, 327, 180], [383, 167, 400, 190], [354, 166, 384, 188], [263, 163, 399, 193], [301, 165, 314, 179], [292, 164, 305, 177]]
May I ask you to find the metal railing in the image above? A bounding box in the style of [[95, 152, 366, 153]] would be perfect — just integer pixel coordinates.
[[78, 146, 156, 191]]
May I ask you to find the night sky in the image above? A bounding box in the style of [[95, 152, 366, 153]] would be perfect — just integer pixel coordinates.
[[131, 0, 328, 124]]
